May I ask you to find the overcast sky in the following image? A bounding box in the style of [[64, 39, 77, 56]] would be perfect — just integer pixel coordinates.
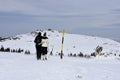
[[0, 0, 120, 41]]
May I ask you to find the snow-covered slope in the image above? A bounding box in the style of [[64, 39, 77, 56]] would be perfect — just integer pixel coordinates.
[[0, 30, 120, 56], [0, 30, 120, 80], [0, 52, 120, 80]]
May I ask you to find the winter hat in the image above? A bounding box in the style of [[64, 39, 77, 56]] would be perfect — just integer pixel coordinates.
[[43, 32, 46, 36], [38, 32, 41, 36]]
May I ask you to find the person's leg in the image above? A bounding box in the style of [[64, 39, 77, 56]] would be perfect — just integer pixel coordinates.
[[38, 46, 42, 60], [36, 45, 39, 60], [45, 47, 47, 60], [40, 46, 44, 60], [42, 47, 46, 60]]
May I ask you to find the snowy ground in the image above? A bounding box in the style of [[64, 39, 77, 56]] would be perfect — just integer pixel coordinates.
[[0, 52, 120, 80]]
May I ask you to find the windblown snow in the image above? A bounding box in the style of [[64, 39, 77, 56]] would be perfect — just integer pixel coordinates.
[[0, 30, 120, 80]]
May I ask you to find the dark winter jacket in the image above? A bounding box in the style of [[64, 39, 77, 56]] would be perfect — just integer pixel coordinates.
[[34, 33, 42, 46]]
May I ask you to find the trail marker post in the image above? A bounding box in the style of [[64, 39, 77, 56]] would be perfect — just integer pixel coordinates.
[[60, 29, 65, 59]]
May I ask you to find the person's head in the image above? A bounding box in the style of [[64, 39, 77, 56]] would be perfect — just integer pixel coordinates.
[[43, 32, 46, 37], [38, 32, 41, 36]]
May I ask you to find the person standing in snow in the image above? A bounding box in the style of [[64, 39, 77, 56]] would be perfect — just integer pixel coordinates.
[[41, 32, 48, 60], [34, 32, 42, 60]]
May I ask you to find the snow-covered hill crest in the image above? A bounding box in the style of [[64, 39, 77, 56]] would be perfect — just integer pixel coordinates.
[[0, 29, 120, 57], [0, 30, 120, 80]]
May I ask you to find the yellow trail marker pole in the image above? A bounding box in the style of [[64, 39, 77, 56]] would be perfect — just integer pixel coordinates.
[[60, 29, 65, 59]]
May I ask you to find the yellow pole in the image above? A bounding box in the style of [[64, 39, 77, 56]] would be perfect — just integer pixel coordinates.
[[60, 29, 65, 59]]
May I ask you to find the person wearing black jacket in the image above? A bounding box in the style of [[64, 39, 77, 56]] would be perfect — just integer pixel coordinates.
[[34, 32, 42, 60]]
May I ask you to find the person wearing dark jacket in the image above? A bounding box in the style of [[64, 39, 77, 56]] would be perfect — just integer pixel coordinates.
[[34, 32, 42, 60]]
